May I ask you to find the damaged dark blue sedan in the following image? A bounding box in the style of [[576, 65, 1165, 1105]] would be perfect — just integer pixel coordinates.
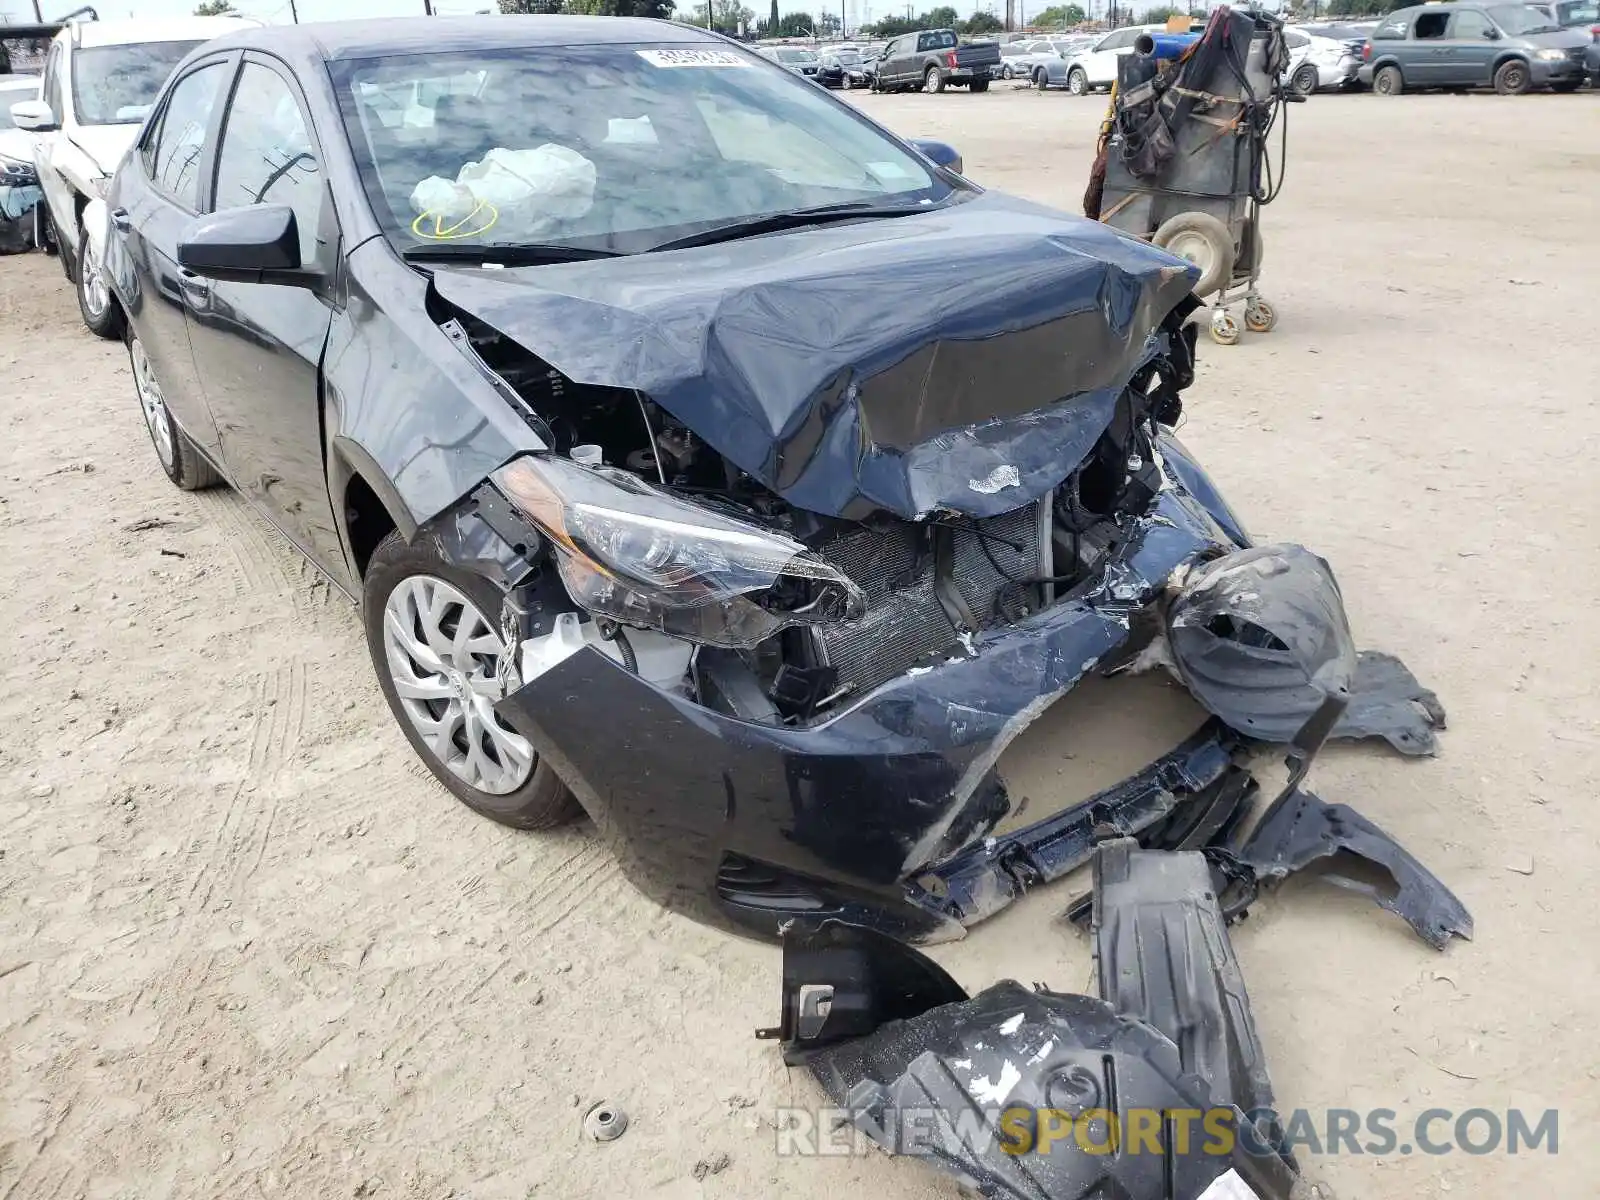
[[103, 16, 1461, 947]]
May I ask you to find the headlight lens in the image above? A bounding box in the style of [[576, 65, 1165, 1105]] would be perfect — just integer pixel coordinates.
[[1535, 48, 1567, 59], [491, 454, 866, 649]]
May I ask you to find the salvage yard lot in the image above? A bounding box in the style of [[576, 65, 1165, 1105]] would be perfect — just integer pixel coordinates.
[[1, 86, 1597, 1198]]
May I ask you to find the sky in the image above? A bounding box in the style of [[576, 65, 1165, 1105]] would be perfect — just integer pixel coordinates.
[[2, 0, 1181, 30]]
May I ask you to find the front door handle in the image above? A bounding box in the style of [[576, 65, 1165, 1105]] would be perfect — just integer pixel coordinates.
[[178, 269, 210, 298], [109, 207, 131, 231]]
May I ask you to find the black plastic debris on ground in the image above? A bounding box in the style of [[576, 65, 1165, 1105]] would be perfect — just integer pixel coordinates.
[[767, 920, 1297, 1200]]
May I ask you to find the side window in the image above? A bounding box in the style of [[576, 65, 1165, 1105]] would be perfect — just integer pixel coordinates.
[[916, 34, 931, 52], [1373, 15, 1410, 37], [1449, 9, 1495, 36], [1413, 11, 1450, 37], [213, 62, 323, 266], [1286, 31, 1310, 48], [149, 63, 227, 210]]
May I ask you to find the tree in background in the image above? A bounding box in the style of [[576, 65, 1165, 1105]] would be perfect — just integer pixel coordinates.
[[817, 10, 842, 35], [776, 10, 815, 34], [1142, 5, 1185, 20], [961, 10, 1001, 33], [193, 0, 238, 13], [1326, 0, 1389, 13], [1032, 2, 1086, 25], [686, 0, 754, 32]]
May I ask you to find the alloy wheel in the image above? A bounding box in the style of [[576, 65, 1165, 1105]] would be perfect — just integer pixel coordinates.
[[79, 234, 110, 319], [130, 337, 175, 470], [382, 575, 535, 795]]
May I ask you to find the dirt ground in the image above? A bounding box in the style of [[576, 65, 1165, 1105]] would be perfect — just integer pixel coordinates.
[[2, 86, 1598, 1200]]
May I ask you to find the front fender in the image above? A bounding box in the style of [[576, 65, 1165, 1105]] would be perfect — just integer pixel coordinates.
[[81, 195, 108, 274]]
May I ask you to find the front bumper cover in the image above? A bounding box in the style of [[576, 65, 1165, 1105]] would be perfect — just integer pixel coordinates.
[[493, 437, 1457, 944]]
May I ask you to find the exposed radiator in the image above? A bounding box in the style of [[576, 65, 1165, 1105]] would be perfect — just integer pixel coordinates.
[[809, 501, 1048, 699]]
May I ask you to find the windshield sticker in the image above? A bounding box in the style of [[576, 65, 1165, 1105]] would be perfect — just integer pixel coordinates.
[[866, 160, 916, 181], [636, 48, 751, 68], [411, 201, 499, 241]]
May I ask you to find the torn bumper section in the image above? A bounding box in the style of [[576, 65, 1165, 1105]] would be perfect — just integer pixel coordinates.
[[494, 470, 1247, 942], [493, 467, 1465, 946]]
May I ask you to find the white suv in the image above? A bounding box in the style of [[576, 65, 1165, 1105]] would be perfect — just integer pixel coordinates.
[[9, 15, 255, 337]]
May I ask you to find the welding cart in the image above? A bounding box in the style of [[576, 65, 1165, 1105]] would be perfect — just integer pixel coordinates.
[[1086, 9, 1296, 346]]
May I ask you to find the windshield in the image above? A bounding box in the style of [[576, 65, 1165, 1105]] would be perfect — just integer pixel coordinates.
[[71, 40, 205, 126], [775, 48, 818, 63], [833, 50, 862, 64], [1487, 4, 1563, 31], [334, 45, 958, 258], [1554, 0, 1598, 20]]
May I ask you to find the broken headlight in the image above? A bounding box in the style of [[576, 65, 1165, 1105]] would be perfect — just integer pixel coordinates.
[[491, 454, 866, 650]]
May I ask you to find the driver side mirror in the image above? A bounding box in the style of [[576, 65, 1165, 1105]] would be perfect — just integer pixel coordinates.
[[1482, 26, 1501, 37], [178, 204, 314, 286], [910, 138, 963, 176], [9, 99, 59, 133]]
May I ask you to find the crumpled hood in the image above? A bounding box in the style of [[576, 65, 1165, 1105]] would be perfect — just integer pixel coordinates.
[[431, 190, 1197, 520], [64, 125, 138, 178]]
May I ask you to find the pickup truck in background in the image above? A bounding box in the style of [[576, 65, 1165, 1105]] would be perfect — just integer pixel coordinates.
[[871, 28, 1001, 92]]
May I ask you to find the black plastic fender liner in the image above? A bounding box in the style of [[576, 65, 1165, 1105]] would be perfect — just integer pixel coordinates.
[[1230, 787, 1473, 951], [765, 923, 1296, 1200], [1163, 543, 1445, 756], [1090, 839, 1292, 1176]]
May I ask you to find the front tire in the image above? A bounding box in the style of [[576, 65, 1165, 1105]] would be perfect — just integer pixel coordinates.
[[76, 225, 123, 340], [1001, 64, 1014, 79], [1493, 59, 1530, 95], [1291, 63, 1319, 95], [1373, 64, 1403, 96], [364, 531, 581, 831], [924, 66, 945, 94], [1068, 67, 1088, 95]]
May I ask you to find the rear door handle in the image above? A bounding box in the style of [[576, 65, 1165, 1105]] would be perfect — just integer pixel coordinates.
[[109, 207, 131, 231]]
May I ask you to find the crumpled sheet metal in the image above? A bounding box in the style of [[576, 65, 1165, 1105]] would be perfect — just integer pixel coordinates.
[[1235, 787, 1473, 950], [1165, 543, 1445, 755], [430, 190, 1198, 521]]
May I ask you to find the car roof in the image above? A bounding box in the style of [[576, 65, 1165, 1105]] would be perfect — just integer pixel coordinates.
[[65, 15, 261, 50], [192, 14, 721, 63]]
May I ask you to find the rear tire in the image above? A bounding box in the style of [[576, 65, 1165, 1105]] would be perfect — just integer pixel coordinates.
[[364, 530, 582, 831], [971, 77, 989, 92], [924, 66, 945, 93], [1493, 59, 1530, 95], [1152, 210, 1235, 298], [1549, 80, 1581, 93], [1373, 64, 1403, 96], [1291, 63, 1319, 95]]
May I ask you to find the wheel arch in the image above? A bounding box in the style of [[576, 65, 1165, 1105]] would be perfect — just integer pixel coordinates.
[[1491, 50, 1531, 74], [328, 435, 416, 581]]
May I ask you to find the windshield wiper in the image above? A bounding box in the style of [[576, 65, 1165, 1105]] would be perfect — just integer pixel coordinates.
[[402, 243, 621, 267], [646, 200, 934, 254]]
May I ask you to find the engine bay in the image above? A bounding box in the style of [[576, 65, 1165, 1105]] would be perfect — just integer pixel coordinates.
[[457, 309, 1188, 726]]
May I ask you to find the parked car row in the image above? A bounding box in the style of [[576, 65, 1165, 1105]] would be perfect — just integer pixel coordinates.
[[825, 2, 1597, 98]]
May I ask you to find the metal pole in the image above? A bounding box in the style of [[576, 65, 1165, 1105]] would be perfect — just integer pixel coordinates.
[[288, 0, 299, 21], [32, 0, 45, 20], [423, 0, 434, 13]]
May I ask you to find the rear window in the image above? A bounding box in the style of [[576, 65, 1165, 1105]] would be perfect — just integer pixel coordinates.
[[921, 31, 958, 50], [1555, 0, 1598, 21], [1372, 15, 1410, 38]]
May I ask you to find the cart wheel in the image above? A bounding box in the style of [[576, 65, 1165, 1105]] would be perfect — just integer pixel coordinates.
[[1209, 311, 1241, 346], [1153, 211, 1234, 298], [1244, 299, 1278, 333]]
